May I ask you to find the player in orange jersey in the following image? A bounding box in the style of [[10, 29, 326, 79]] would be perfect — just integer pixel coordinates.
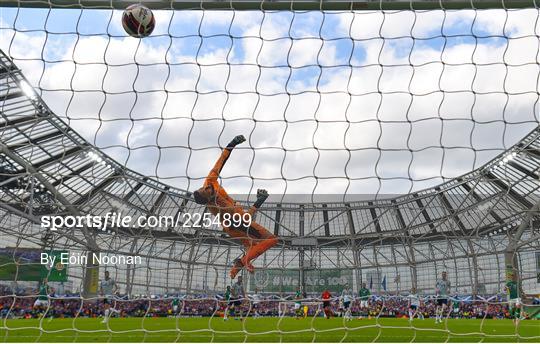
[[193, 135, 279, 279]]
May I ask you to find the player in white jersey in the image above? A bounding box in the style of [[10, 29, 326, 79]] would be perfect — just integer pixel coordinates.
[[229, 275, 245, 320], [251, 290, 261, 318], [435, 271, 451, 324], [407, 287, 424, 322], [100, 270, 119, 324], [341, 285, 353, 321]]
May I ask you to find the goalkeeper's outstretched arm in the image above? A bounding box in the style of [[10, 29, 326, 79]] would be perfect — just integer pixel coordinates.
[[193, 135, 245, 204], [208, 135, 246, 182]]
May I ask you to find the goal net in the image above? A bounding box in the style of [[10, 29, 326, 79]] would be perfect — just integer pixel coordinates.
[[1, 0, 540, 342]]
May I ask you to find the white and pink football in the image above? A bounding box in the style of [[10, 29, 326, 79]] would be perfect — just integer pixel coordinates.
[[122, 4, 155, 38]]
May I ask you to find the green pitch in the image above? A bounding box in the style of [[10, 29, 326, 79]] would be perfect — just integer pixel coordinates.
[[1, 317, 538, 342]]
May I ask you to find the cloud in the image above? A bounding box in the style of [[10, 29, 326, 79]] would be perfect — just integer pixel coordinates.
[[1, 8, 539, 197]]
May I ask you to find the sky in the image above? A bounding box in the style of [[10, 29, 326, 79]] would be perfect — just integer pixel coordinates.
[[0, 6, 539, 199]]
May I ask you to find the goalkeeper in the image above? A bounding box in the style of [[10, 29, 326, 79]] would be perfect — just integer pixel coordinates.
[[193, 135, 279, 279]]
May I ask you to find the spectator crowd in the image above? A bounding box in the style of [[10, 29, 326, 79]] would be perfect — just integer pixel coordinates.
[[0, 288, 534, 320]]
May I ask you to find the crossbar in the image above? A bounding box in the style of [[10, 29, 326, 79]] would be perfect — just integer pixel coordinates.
[[1, 0, 537, 11]]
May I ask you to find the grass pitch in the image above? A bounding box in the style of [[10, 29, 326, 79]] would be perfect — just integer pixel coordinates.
[[1, 317, 539, 342]]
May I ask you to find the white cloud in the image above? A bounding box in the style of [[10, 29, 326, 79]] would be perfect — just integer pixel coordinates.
[[1, 8, 539, 197]]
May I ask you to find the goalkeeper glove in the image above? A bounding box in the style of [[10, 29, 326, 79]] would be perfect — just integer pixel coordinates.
[[227, 135, 246, 148], [253, 189, 269, 208]]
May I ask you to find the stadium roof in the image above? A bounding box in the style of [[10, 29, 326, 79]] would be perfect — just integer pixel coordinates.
[[1, 49, 539, 247]]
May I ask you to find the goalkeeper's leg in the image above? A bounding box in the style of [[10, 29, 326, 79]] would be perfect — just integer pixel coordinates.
[[227, 223, 278, 278], [225, 226, 278, 278], [225, 229, 255, 279], [240, 224, 278, 271]]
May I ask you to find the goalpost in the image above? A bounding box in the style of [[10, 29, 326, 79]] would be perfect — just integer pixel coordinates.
[[1, 0, 540, 342]]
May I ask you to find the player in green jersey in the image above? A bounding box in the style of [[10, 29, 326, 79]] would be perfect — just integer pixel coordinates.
[[33, 278, 51, 310], [294, 289, 303, 319], [358, 283, 371, 318], [505, 273, 522, 326], [171, 296, 180, 316]]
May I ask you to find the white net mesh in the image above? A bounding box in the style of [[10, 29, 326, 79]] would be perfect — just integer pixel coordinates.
[[0, 0, 540, 342]]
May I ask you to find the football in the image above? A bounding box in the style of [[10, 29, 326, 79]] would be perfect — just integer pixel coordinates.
[[121, 4, 155, 38]]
